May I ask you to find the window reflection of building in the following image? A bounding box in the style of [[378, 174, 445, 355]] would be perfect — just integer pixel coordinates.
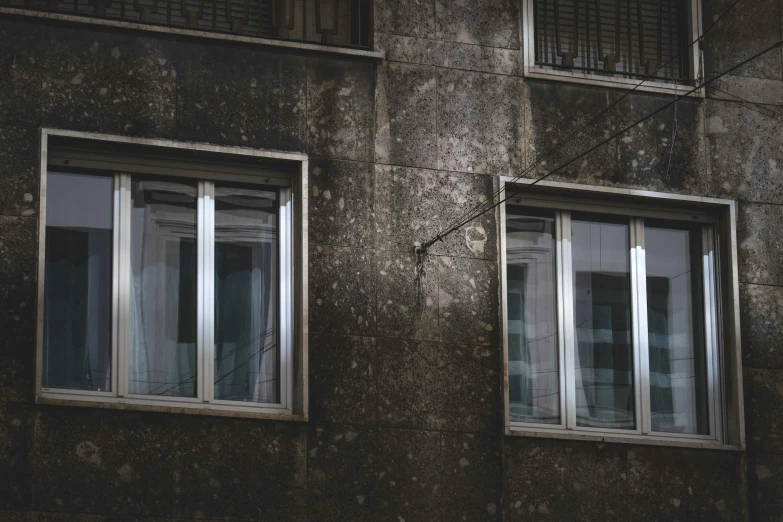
[[506, 212, 559, 424]]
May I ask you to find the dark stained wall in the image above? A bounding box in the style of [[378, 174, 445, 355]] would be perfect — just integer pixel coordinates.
[[0, 0, 780, 519]]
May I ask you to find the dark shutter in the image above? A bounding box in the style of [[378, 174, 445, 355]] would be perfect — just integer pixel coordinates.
[[534, 0, 690, 82]]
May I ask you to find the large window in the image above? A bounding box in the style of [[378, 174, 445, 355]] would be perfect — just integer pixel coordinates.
[[522, 0, 702, 93], [36, 130, 307, 417], [501, 184, 744, 447]]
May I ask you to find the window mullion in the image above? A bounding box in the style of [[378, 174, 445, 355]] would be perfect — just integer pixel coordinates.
[[279, 187, 293, 411], [559, 210, 576, 430], [111, 173, 121, 397], [117, 173, 132, 398], [702, 225, 722, 441], [199, 180, 216, 403], [554, 210, 567, 429], [631, 217, 651, 435]]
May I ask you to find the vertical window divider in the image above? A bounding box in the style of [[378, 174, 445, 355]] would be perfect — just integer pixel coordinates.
[[632, 217, 652, 435], [702, 225, 722, 441], [117, 173, 131, 398], [714, 230, 728, 443], [558, 210, 577, 430], [554, 210, 568, 429], [279, 187, 294, 412], [200, 181, 216, 403], [111, 173, 121, 397]]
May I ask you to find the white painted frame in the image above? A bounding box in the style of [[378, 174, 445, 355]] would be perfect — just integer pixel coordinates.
[[521, 0, 705, 97], [36, 129, 309, 420], [499, 177, 744, 450]]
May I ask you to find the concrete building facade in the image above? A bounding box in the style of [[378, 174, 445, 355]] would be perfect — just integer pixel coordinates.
[[0, 0, 780, 520]]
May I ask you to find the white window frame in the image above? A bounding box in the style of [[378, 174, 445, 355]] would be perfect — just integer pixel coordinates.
[[521, 0, 705, 96], [35, 129, 309, 421], [500, 178, 745, 450]]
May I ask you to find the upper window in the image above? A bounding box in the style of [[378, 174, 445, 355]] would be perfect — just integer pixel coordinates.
[[501, 183, 744, 447], [522, 0, 702, 92], [2, 0, 373, 50], [36, 130, 308, 418]]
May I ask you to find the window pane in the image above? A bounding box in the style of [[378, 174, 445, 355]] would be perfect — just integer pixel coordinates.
[[506, 206, 559, 424], [214, 185, 279, 403], [43, 172, 113, 391], [572, 215, 634, 429], [645, 223, 710, 435], [129, 178, 198, 397]]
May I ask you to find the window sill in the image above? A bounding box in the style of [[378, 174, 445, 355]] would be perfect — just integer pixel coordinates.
[[0, 7, 385, 61], [36, 393, 309, 422], [505, 425, 743, 452], [525, 66, 705, 98]]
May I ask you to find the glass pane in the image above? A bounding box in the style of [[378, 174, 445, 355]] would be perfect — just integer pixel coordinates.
[[214, 184, 279, 403], [645, 223, 710, 435], [506, 206, 559, 424], [129, 178, 198, 397], [43, 172, 113, 391], [572, 215, 635, 429]]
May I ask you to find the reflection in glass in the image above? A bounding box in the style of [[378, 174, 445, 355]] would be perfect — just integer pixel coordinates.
[[572, 216, 635, 429], [214, 185, 279, 403], [129, 178, 198, 397], [506, 206, 559, 423], [646, 223, 709, 434], [43, 172, 113, 391]]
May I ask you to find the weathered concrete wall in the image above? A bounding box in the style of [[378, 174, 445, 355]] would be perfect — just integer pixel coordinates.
[[0, 0, 779, 518]]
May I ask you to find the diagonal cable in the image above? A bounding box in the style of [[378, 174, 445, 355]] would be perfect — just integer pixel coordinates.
[[711, 87, 783, 119], [424, 0, 742, 248], [420, 40, 783, 251]]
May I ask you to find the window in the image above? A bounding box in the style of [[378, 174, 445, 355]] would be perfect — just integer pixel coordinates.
[[3, 0, 374, 50], [36, 130, 308, 418], [522, 0, 703, 93], [501, 182, 744, 447]]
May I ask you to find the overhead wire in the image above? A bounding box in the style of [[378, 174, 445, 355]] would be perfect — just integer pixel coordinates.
[[710, 86, 783, 119], [420, 0, 743, 252], [420, 40, 783, 250]]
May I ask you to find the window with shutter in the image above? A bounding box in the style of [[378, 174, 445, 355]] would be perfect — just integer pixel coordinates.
[[523, 0, 702, 93]]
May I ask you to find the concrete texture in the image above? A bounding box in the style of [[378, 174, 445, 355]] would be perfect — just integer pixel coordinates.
[[375, 250, 439, 341], [377, 338, 500, 432], [306, 57, 375, 162], [435, 0, 520, 49], [437, 68, 524, 175], [0, 20, 42, 127], [706, 99, 783, 205], [308, 158, 375, 248], [504, 438, 628, 521], [374, 165, 498, 259], [702, 0, 783, 81], [376, 428, 441, 522], [309, 244, 376, 336], [375, 0, 436, 39], [43, 26, 177, 137], [176, 40, 306, 151], [745, 368, 783, 455], [376, 32, 522, 76], [0, 216, 37, 406], [627, 446, 746, 521], [309, 333, 377, 425], [0, 0, 780, 518], [441, 433, 502, 521], [375, 61, 438, 169], [525, 81, 618, 185], [741, 283, 783, 371], [738, 202, 783, 287], [0, 125, 38, 218]]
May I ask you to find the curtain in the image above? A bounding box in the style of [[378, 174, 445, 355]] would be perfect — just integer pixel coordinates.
[[128, 179, 198, 397]]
